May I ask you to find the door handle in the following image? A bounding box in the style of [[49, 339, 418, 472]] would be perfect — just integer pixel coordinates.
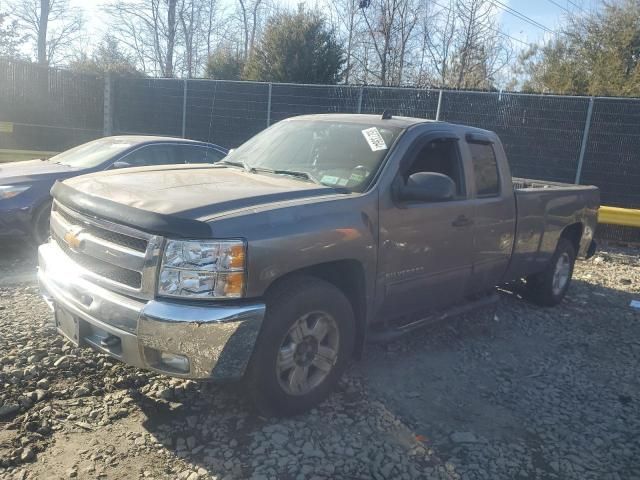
[[452, 215, 473, 227]]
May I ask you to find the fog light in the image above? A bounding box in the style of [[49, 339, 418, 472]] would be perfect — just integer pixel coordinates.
[[159, 352, 190, 373]]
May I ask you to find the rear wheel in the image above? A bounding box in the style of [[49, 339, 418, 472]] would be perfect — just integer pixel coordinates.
[[32, 201, 52, 245], [525, 238, 576, 306], [245, 276, 355, 416]]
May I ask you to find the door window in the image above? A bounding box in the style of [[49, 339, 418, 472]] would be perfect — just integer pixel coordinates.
[[121, 144, 177, 167], [469, 143, 500, 196], [403, 138, 466, 198], [175, 145, 226, 164]]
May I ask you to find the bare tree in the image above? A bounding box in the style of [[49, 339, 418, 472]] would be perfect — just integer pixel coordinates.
[[204, 0, 221, 58], [0, 3, 24, 58], [237, 0, 265, 60], [358, 0, 420, 86], [178, 0, 197, 77], [10, 0, 83, 65], [417, 0, 457, 86], [105, 0, 181, 77], [451, 0, 511, 89], [328, 0, 364, 83]]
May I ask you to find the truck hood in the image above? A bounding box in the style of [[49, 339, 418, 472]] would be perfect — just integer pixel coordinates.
[[56, 164, 342, 236], [0, 159, 76, 184]]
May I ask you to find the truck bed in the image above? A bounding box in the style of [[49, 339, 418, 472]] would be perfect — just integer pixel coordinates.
[[504, 177, 600, 281], [513, 177, 586, 190]]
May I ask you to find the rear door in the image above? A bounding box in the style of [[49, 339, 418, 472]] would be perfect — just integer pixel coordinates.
[[465, 133, 516, 292], [378, 131, 476, 318]]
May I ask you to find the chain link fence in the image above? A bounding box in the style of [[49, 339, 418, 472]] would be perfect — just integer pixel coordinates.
[[0, 59, 104, 153], [1, 59, 639, 242]]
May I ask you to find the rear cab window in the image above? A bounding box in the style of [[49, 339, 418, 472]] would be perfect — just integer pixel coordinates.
[[468, 141, 500, 197]]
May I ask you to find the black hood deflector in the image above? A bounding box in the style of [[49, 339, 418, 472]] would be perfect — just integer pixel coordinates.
[[51, 181, 212, 238]]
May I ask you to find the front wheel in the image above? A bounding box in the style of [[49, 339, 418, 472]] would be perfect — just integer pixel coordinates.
[[525, 238, 576, 306], [245, 276, 355, 416]]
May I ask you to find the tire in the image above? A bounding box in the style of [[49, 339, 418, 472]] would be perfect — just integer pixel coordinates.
[[245, 275, 355, 416], [525, 237, 576, 307], [32, 201, 52, 245]]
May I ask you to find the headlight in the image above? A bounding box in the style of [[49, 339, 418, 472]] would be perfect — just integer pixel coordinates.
[[0, 185, 31, 200], [158, 240, 246, 299]]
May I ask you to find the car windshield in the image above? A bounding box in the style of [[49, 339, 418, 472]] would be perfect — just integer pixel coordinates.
[[224, 119, 404, 192], [51, 138, 135, 168]]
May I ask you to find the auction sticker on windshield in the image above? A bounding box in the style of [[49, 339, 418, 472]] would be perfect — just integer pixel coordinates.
[[362, 127, 388, 151]]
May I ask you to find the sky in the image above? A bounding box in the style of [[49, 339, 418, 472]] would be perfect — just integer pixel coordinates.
[[70, 0, 602, 52]]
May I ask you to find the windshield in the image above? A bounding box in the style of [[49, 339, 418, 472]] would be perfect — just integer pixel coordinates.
[[224, 119, 403, 192], [51, 138, 135, 168]]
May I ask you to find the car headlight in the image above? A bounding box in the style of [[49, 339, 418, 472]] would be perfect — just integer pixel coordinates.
[[158, 240, 246, 299], [0, 185, 31, 200]]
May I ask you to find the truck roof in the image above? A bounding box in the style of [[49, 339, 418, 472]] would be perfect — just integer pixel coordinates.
[[286, 113, 433, 129], [286, 113, 495, 137]]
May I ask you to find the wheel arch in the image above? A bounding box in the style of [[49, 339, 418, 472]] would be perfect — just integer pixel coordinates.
[[559, 222, 583, 253], [263, 259, 369, 358]]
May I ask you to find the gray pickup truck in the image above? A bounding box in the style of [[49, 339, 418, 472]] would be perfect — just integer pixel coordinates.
[[38, 114, 599, 415]]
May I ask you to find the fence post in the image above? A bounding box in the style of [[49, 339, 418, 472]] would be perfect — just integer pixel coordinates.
[[181, 79, 188, 138], [266, 83, 272, 127], [435, 89, 443, 121], [357, 86, 364, 114], [103, 73, 113, 136], [575, 96, 595, 184]]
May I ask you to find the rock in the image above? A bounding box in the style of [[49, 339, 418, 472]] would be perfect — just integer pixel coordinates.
[[34, 389, 47, 401], [0, 403, 20, 418], [53, 356, 69, 367], [157, 387, 173, 400], [36, 378, 50, 389], [450, 432, 479, 444], [20, 447, 35, 462], [271, 433, 289, 446], [74, 385, 91, 397], [380, 462, 395, 479], [186, 435, 197, 449]]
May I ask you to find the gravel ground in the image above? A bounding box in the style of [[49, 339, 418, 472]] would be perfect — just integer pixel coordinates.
[[0, 242, 639, 479]]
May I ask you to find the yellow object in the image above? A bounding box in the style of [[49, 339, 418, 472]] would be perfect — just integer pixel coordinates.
[[0, 122, 14, 133], [598, 206, 640, 228], [0, 149, 59, 163], [222, 272, 245, 297], [225, 244, 246, 269]]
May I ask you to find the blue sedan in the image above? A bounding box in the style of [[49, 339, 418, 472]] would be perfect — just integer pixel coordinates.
[[0, 136, 227, 243]]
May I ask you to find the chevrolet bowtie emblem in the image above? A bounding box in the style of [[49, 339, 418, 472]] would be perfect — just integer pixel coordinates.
[[63, 226, 83, 250]]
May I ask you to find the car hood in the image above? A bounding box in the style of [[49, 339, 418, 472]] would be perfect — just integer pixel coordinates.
[[0, 159, 76, 184], [59, 164, 342, 226]]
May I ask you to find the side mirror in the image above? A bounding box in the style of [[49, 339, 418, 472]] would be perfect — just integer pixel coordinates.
[[112, 161, 132, 169], [398, 172, 456, 202]]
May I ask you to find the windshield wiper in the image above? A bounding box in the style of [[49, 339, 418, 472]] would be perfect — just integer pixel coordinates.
[[253, 167, 322, 185], [216, 159, 250, 172]]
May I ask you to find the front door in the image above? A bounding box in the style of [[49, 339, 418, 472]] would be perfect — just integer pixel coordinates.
[[378, 135, 475, 319], [465, 137, 516, 292]]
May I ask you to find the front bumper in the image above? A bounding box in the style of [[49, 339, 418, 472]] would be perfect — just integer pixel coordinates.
[[37, 241, 265, 380]]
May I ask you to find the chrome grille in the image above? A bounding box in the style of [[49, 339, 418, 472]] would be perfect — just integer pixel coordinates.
[[52, 230, 142, 288], [54, 204, 148, 252], [50, 201, 162, 298]]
